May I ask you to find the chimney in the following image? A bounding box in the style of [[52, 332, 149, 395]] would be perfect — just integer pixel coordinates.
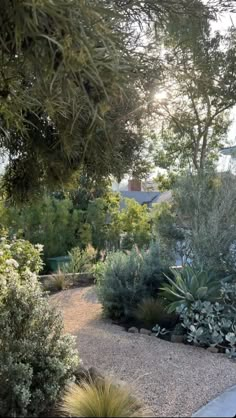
[[128, 178, 142, 191]]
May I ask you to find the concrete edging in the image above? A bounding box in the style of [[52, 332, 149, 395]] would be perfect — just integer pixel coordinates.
[[192, 384, 236, 417]]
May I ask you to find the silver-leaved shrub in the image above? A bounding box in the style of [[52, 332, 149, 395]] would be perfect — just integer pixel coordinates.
[[0, 238, 79, 417]]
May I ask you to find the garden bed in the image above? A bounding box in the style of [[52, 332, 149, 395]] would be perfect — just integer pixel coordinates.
[[39, 272, 95, 293], [111, 317, 176, 342], [50, 286, 236, 417]]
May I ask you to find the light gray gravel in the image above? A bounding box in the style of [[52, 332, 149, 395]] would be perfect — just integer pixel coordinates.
[[51, 286, 236, 417]]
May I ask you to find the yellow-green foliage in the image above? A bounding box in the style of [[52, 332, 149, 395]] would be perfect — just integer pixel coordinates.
[[120, 199, 151, 250], [61, 379, 142, 417], [135, 297, 177, 328]]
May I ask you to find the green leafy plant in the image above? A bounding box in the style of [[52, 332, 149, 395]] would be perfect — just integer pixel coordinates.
[[5, 196, 84, 262], [0, 238, 79, 417], [61, 379, 143, 417], [119, 199, 151, 250], [135, 297, 177, 328], [160, 266, 221, 313], [63, 245, 97, 274]]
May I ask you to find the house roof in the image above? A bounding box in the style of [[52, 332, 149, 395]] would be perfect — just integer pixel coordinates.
[[120, 191, 161, 207], [220, 146, 236, 156]]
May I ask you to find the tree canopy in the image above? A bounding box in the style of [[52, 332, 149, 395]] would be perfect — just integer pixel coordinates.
[[0, 0, 230, 201]]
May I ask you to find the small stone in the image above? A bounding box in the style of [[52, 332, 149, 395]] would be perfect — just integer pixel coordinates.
[[88, 366, 104, 383], [128, 326, 139, 333], [140, 328, 152, 336], [207, 346, 219, 353], [171, 334, 185, 343], [74, 365, 90, 384]]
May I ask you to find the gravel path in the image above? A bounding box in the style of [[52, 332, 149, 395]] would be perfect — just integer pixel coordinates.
[[51, 286, 236, 417]]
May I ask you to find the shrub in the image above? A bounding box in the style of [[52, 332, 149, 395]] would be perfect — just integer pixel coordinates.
[[135, 297, 177, 328], [0, 237, 44, 274], [152, 202, 183, 262], [160, 266, 222, 313], [97, 248, 144, 319], [61, 379, 143, 417], [5, 195, 84, 261], [140, 241, 172, 296], [173, 171, 236, 273], [63, 245, 96, 273], [0, 239, 79, 417], [97, 242, 167, 319], [119, 198, 151, 250]]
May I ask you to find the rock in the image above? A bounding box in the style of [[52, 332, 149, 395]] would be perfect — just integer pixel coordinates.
[[207, 346, 219, 353], [140, 328, 152, 336], [171, 334, 185, 343], [74, 365, 90, 384], [128, 326, 139, 333]]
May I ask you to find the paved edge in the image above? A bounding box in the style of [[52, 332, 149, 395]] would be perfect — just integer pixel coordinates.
[[192, 384, 236, 417]]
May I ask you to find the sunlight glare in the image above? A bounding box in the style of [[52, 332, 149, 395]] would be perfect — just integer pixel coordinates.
[[154, 90, 168, 101]]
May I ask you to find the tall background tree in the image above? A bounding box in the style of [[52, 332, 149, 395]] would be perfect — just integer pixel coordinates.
[[149, 17, 236, 183]]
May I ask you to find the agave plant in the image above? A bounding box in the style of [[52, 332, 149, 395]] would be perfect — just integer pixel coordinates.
[[160, 266, 222, 313]]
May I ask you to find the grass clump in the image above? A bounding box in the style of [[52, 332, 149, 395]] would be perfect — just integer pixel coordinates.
[[61, 378, 143, 417], [44, 269, 70, 292], [135, 297, 177, 328]]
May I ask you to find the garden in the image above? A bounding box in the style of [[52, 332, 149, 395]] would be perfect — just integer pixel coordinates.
[[2, 171, 236, 417], [1, 0, 236, 417]]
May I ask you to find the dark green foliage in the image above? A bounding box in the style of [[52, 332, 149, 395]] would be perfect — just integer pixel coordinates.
[[1, 192, 152, 265], [96, 242, 167, 319], [0, 0, 217, 202], [5, 195, 83, 261]]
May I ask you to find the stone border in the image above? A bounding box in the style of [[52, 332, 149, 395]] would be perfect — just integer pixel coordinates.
[[192, 384, 236, 417]]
